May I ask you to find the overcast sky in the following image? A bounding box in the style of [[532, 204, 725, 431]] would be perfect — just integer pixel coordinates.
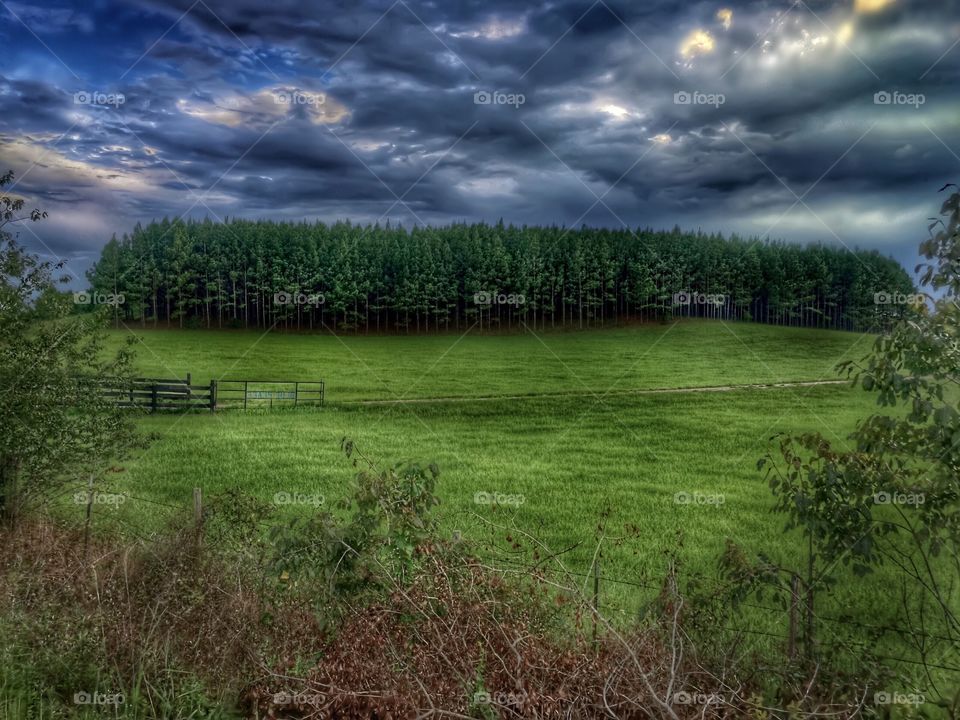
[[1, 0, 958, 285]]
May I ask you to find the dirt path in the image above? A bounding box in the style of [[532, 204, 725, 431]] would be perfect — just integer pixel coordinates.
[[341, 379, 850, 406]]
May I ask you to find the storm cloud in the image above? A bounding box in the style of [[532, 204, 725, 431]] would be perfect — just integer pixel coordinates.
[[1, 0, 958, 282]]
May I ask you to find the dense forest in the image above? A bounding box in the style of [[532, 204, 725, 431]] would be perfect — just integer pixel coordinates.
[[85, 218, 915, 332]]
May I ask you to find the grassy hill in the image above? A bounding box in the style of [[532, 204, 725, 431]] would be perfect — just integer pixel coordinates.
[[79, 322, 921, 650]]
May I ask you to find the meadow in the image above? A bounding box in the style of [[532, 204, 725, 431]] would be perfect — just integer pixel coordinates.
[[77, 321, 939, 661], [108, 320, 873, 399]]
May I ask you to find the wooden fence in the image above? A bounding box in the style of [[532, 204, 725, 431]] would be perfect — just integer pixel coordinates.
[[94, 376, 324, 412], [96, 376, 215, 412]]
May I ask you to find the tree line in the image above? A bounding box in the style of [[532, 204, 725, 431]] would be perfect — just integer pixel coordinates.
[[85, 218, 915, 332]]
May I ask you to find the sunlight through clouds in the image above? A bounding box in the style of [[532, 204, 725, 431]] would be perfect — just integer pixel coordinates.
[[717, 8, 733, 31], [854, 0, 895, 14], [450, 16, 526, 40], [176, 88, 348, 128], [680, 29, 716, 59]]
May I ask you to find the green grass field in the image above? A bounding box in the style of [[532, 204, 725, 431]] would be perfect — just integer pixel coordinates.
[[95, 322, 884, 576], [78, 320, 960, 678], [107, 320, 874, 400]]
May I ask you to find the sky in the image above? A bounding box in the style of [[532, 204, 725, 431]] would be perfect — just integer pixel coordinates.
[[1, 0, 958, 286]]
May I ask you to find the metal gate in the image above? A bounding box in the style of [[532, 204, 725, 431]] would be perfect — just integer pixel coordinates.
[[215, 380, 325, 409]]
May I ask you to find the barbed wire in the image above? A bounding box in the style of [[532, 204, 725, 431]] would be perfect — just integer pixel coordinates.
[[118, 492, 180, 509]]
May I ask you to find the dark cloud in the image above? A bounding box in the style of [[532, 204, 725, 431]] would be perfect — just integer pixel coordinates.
[[0, 0, 958, 285]]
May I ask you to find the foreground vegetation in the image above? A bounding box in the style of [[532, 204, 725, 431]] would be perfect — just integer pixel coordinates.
[[0, 497, 840, 719]]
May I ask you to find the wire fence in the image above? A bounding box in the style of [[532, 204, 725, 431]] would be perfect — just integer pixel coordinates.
[[59, 483, 960, 678]]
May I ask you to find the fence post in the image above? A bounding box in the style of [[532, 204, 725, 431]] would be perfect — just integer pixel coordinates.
[[788, 573, 799, 661], [591, 554, 600, 649], [193, 487, 203, 545], [151, 384, 158, 413], [186, 372, 191, 385], [83, 476, 94, 556], [806, 542, 815, 662], [209, 379, 217, 412]]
